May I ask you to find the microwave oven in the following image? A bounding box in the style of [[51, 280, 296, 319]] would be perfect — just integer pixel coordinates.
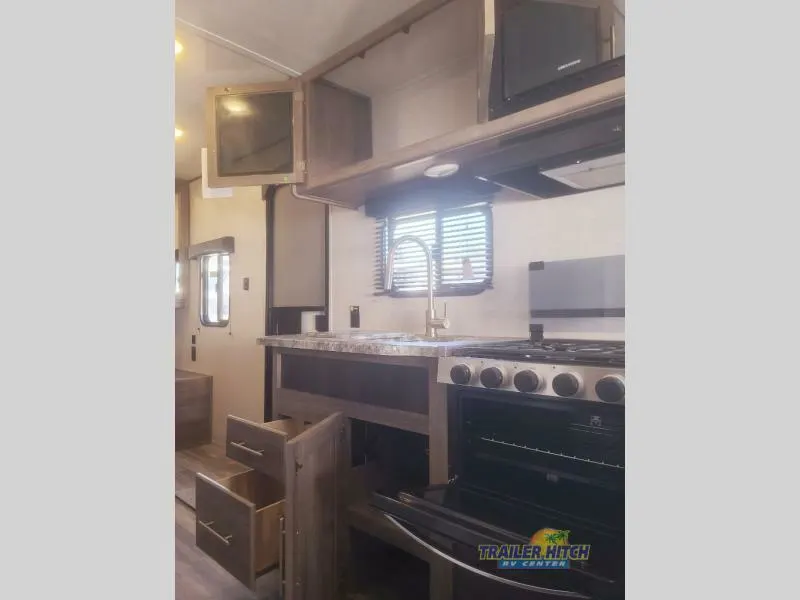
[[488, 0, 625, 121]]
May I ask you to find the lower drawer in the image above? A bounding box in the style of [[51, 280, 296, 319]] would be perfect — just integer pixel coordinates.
[[195, 469, 285, 591]]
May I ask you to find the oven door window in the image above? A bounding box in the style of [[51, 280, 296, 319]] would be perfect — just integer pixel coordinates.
[[460, 392, 625, 504]]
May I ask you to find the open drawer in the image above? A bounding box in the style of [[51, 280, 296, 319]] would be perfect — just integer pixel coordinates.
[[225, 415, 313, 479], [195, 469, 284, 591], [200, 411, 346, 599]]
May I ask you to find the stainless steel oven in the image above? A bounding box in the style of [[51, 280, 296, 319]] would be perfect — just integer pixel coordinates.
[[371, 384, 625, 599]]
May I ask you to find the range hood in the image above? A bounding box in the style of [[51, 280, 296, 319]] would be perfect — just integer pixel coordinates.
[[540, 152, 625, 190], [471, 105, 625, 199]]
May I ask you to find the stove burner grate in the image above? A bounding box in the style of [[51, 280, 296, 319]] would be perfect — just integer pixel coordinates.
[[454, 339, 625, 366]]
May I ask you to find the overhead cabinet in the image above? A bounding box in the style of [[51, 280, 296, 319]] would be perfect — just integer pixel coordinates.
[[205, 80, 306, 188], [204, 0, 625, 206]]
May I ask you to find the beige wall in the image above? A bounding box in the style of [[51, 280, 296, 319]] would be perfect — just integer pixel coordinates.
[[330, 186, 625, 340], [175, 180, 267, 443]]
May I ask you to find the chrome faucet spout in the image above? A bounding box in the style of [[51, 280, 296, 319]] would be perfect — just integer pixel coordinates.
[[384, 235, 449, 338]]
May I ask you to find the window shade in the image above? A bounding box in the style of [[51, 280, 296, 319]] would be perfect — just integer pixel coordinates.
[[374, 202, 493, 296]]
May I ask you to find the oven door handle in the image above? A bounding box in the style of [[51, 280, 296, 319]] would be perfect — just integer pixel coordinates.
[[384, 514, 591, 599]]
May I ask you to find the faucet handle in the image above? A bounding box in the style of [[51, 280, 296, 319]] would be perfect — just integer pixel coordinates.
[[431, 302, 450, 331]]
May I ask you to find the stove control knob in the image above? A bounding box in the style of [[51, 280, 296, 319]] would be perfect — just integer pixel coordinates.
[[479, 367, 506, 389], [449, 364, 472, 385], [552, 372, 582, 397], [595, 375, 625, 403], [513, 370, 542, 393]]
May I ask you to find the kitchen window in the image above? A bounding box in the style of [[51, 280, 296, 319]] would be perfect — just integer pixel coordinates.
[[375, 202, 493, 297], [200, 253, 231, 326]]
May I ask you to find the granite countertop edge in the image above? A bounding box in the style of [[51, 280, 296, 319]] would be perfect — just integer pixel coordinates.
[[256, 334, 519, 358]]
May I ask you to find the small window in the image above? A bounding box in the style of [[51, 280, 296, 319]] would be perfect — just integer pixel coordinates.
[[200, 253, 231, 326], [375, 202, 493, 297], [175, 261, 181, 296]]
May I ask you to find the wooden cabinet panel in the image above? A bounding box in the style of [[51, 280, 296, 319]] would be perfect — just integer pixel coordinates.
[[197, 412, 345, 597], [284, 412, 346, 600]]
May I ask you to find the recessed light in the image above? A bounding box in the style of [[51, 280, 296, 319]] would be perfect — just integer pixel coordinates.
[[175, 128, 184, 139], [424, 163, 460, 178], [175, 40, 183, 56]]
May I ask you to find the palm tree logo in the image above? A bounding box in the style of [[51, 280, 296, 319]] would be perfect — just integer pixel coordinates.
[[544, 530, 570, 545], [530, 528, 572, 555]]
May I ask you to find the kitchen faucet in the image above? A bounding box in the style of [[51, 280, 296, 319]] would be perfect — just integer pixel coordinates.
[[385, 235, 450, 338]]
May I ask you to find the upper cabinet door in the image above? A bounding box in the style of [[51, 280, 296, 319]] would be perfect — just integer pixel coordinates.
[[478, 0, 496, 123], [283, 411, 345, 600], [205, 80, 305, 188]]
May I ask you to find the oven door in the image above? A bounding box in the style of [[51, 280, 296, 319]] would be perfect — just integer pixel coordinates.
[[370, 486, 623, 600]]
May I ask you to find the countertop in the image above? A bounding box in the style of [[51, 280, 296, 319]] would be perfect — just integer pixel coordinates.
[[256, 331, 520, 358], [175, 369, 211, 382]]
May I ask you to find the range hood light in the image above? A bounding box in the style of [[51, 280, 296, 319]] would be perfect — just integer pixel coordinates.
[[424, 163, 460, 178]]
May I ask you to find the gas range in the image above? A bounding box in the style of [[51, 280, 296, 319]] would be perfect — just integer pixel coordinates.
[[437, 336, 625, 405]]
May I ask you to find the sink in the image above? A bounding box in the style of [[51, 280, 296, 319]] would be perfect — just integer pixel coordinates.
[[379, 334, 477, 343], [301, 331, 343, 339], [300, 331, 411, 341]]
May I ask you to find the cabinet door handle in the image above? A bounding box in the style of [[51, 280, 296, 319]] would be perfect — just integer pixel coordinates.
[[610, 24, 617, 59], [230, 441, 264, 456], [199, 520, 232, 546]]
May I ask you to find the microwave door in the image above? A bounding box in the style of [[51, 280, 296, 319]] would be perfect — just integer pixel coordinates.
[[501, 0, 601, 98]]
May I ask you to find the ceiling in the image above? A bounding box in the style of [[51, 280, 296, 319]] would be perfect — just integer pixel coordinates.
[[175, 0, 421, 180]]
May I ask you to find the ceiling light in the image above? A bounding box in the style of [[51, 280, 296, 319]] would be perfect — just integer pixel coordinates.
[[223, 99, 250, 116], [175, 40, 183, 56], [175, 128, 184, 140], [424, 163, 460, 178]]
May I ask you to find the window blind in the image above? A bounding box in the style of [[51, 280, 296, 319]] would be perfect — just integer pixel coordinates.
[[374, 202, 493, 296]]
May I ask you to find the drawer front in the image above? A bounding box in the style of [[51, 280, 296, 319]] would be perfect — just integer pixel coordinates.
[[195, 473, 258, 590], [226, 416, 287, 479]]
